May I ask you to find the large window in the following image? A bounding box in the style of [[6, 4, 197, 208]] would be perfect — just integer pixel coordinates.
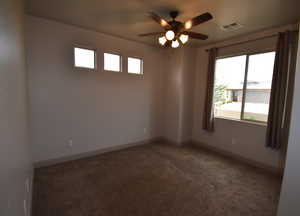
[[74, 47, 96, 69], [213, 51, 276, 123]]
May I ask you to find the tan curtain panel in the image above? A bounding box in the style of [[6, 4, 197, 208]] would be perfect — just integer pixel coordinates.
[[266, 31, 298, 150], [203, 48, 218, 131]]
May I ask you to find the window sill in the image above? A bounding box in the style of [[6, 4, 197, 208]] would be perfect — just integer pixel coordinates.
[[74, 66, 97, 72], [128, 72, 143, 75], [103, 69, 121, 73], [214, 117, 267, 127]]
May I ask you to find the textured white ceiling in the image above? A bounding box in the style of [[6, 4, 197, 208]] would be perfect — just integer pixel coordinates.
[[26, 0, 300, 47]]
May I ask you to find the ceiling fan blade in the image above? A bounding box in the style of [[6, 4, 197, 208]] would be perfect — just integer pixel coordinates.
[[184, 12, 213, 30], [184, 31, 209, 40], [148, 12, 172, 30], [138, 32, 165, 37]]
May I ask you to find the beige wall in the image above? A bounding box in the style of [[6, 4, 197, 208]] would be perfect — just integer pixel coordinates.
[[26, 14, 197, 163], [162, 48, 196, 144], [162, 49, 183, 143], [1, 3, 298, 214], [277, 25, 300, 216], [27, 16, 164, 163], [26, 14, 296, 172], [0, 0, 33, 215], [192, 48, 280, 169], [192, 25, 297, 169], [179, 48, 197, 142]]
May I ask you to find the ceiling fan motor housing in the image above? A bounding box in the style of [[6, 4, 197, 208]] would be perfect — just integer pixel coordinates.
[[168, 11, 182, 34], [169, 20, 182, 33], [170, 11, 179, 19]]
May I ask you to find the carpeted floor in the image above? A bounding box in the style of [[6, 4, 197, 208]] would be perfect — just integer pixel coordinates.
[[33, 142, 282, 216]]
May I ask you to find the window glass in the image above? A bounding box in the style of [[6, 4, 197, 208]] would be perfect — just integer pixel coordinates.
[[74, 47, 96, 69], [128, 57, 143, 74], [104, 53, 121, 72], [213, 51, 276, 123], [243, 52, 276, 122], [214, 55, 247, 120]]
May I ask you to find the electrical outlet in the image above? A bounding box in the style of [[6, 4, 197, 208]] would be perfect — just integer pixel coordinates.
[[143, 128, 147, 134], [68, 139, 73, 147]]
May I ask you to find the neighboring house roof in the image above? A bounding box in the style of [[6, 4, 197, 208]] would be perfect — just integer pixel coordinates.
[[227, 81, 271, 90]]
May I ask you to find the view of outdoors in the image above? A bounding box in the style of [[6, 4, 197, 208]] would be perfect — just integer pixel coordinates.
[[213, 52, 276, 122], [104, 53, 121, 72], [128, 57, 142, 74], [74, 47, 95, 69]]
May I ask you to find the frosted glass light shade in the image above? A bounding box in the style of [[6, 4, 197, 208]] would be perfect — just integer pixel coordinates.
[[165, 30, 175, 41], [158, 36, 167, 45], [171, 40, 180, 48], [179, 34, 189, 44]]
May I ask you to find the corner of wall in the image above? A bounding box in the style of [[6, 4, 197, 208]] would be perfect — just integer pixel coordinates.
[[161, 47, 198, 143]]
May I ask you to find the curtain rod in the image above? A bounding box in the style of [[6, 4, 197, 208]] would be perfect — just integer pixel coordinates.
[[205, 30, 299, 52]]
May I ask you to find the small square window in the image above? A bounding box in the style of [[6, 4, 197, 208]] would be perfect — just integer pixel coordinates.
[[74, 47, 96, 69], [128, 57, 143, 74], [104, 53, 121, 72]]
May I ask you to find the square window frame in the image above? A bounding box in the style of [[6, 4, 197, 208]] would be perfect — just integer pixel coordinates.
[[127, 56, 144, 75], [213, 49, 276, 125], [103, 52, 123, 73], [73, 45, 98, 71]]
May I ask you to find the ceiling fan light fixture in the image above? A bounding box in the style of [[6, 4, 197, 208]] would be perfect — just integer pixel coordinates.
[[140, 11, 212, 47], [184, 21, 193, 30], [158, 36, 167, 46], [179, 34, 189, 44], [171, 40, 180, 48], [160, 20, 168, 27], [165, 30, 175, 41]]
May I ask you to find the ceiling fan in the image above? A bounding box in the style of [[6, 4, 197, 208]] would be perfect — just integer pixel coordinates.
[[139, 11, 213, 48]]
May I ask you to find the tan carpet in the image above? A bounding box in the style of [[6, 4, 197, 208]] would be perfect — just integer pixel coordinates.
[[33, 142, 281, 216]]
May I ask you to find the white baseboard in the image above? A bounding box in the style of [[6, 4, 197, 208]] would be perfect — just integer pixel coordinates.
[[33, 137, 282, 177], [159, 137, 193, 146], [34, 137, 163, 168], [189, 139, 283, 177]]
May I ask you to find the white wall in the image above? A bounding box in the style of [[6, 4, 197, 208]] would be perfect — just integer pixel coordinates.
[[277, 26, 300, 216], [0, 0, 33, 215], [192, 25, 297, 169], [26, 16, 164, 163]]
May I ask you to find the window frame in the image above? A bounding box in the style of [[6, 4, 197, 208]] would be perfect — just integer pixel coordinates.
[[214, 49, 276, 125], [73, 45, 98, 71], [103, 52, 122, 72], [127, 56, 144, 75]]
